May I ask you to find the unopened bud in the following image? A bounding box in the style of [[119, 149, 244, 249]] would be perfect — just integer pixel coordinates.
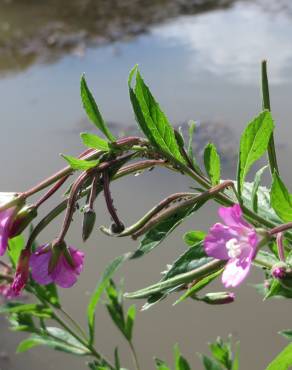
[[82, 206, 96, 241], [271, 262, 292, 290], [201, 291, 235, 305], [9, 205, 37, 238], [110, 222, 125, 234], [10, 249, 31, 296]]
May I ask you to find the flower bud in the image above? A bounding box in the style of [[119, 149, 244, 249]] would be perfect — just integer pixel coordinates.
[[9, 205, 37, 238], [271, 262, 292, 290], [201, 291, 235, 305], [82, 206, 96, 241], [10, 249, 31, 296]]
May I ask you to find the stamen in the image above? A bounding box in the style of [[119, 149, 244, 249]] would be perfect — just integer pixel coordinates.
[[226, 238, 241, 259]]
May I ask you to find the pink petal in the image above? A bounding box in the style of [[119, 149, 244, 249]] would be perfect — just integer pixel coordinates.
[[30, 246, 53, 285], [204, 223, 237, 260], [222, 248, 254, 288], [0, 208, 16, 255], [218, 204, 250, 229]]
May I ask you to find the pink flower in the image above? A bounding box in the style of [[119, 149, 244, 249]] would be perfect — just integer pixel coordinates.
[[30, 244, 84, 288], [204, 204, 259, 288]]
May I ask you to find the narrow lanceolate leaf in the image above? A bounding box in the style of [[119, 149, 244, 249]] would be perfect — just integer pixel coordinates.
[[251, 165, 268, 212], [131, 201, 206, 259], [237, 110, 274, 194], [266, 343, 292, 370], [80, 132, 109, 151], [61, 154, 99, 171], [199, 354, 223, 370], [204, 143, 221, 185], [125, 304, 136, 341], [174, 269, 223, 305], [81, 75, 115, 141], [270, 172, 292, 222], [17, 330, 89, 355], [87, 254, 129, 345], [128, 65, 185, 164]]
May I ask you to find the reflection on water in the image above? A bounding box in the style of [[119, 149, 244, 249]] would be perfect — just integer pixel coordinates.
[[1, 1, 292, 370], [0, 0, 236, 74], [153, 1, 292, 84]]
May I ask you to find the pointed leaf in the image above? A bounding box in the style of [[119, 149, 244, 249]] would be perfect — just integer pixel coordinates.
[[270, 172, 292, 222], [80, 132, 109, 151], [204, 143, 221, 185], [266, 343, 292, 370], [62, 154, 99, 170], [251, 165, 268, 212], [81, 75, 115, 141], [128, 66, 185, 163], [87, 254, 129, 345], [237, 110, 274, 193]]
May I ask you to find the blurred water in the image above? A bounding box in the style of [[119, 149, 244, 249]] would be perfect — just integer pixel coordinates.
[[1, 1, 292, 369]]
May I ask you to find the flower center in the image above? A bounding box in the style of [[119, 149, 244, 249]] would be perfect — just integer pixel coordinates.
[[226, 238, 241, 259]]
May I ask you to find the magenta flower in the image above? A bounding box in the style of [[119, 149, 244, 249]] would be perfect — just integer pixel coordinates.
[[0, 193, 21, 256], [30, 244, 84, 288], [204, 204, 259, 288]]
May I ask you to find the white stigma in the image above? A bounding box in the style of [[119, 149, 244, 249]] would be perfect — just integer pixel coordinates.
[[226, 238, 241, 259]]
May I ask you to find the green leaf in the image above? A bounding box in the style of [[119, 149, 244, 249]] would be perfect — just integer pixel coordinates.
[[8, 312, 36, 333], [251, 165, 268, 212], [114, 347, 121, 370], [0, 302, 52, 318], [204, 143, 221, 185], [125, 304, 136, 341], [174, 269, 222, 305], [264, 279, 292, 300], [8, 235, 25, 267], [232, 342, 240, 370], [17, 330, 89, 355], [80, 75, 115, 141], [131, 202, 206, 259], [237, 110, 274, 194], [270, 172, 292, 222], [87, 254, 129, 345], [183, 230, 206, 246], [279, 330, 292, 341], [225, 181, 282, 226], [80, 132, 109, 151], [199, 354, 223, 370], [61, 154, 99, 170], [154, 358, 171, 370], [128, 66, 185, 163], [32, 282, 60, 308], [266, 343, 292, 370], [174, 344, 191, 370], [209, 337, 232, 370]]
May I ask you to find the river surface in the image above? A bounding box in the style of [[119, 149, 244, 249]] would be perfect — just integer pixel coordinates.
[[1, 1, 292, 369]]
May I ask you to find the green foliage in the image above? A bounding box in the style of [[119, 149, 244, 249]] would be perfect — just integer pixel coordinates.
[[237, 110, 274, 194], [199, 336, 239, 370], [81, 75, 115, 141], [204, 143, 221, 185], [17, 327, 89, 355], [183, 230, 207, 246], [61, 154, 100, 170], [81, 132, 110, 151], [251, 165, 268, 212], [87, 254, 129, 345], [132, 201, 207, 259], [270, 172, 292, 222], [128, 65, 185, 164], [105, 280, 136, 342], [0, 302, 52, 318], [266, 343, 292, 370]]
